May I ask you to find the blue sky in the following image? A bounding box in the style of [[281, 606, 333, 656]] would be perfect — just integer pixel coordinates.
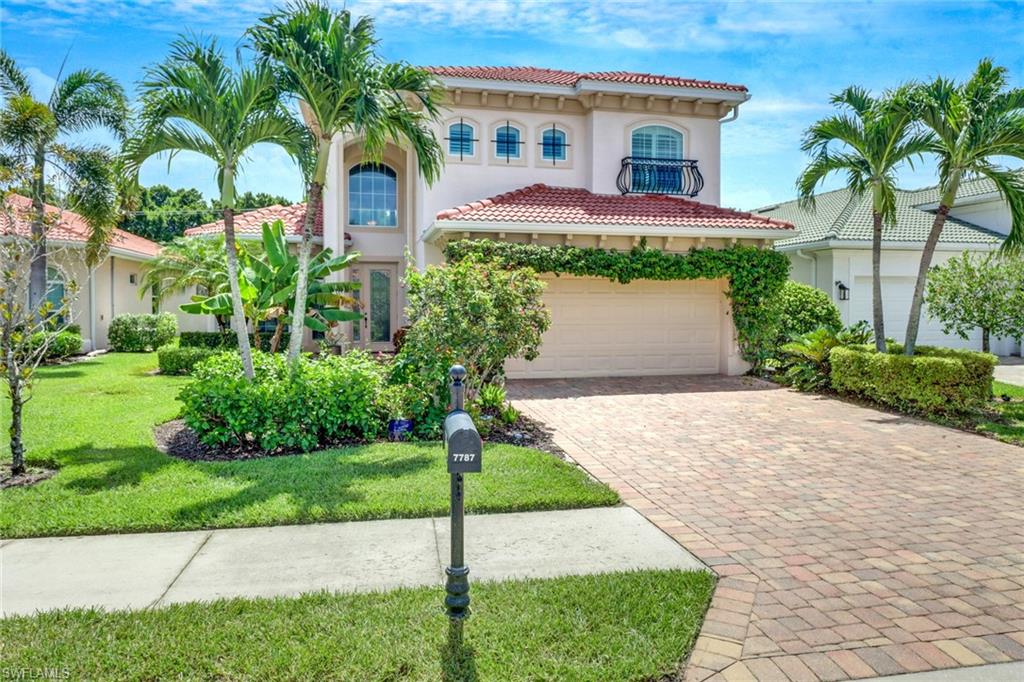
[[3, 0, 1023, 210]]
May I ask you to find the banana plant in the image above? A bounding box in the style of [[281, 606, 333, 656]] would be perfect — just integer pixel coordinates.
[[182, 220, 361, 352]]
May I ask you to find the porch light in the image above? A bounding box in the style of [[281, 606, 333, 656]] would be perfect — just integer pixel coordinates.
[[835, 281, 850, 301]]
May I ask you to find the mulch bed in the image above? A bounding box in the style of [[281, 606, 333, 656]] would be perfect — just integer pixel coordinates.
[[1, 464, 58, 490], [155, 413, 569, 462]]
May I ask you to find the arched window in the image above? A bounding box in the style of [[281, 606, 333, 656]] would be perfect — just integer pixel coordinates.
[[348, 163, 397, 227], [447, 122, 476, 158], [631, 125, 683, 160], [541, 127, 567, 162], [494, 123, 522, 161], [630, 125, 685, 193]]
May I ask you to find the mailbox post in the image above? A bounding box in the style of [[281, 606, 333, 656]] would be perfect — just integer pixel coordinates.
[[444, 365, 482, 621]]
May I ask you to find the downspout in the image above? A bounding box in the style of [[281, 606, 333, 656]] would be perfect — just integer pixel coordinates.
[[794, 249, 817, 288], [719, 100, 746, 125]]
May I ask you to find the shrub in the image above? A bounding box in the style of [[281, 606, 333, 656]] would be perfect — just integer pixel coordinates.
[[179, 350, 386, 451], [157, 345, 218, 375], [778, 322, 871, 391], [394, 256, 550, 437], [179, 330, 290, 352], [773, 281, 841, 346], [28, 329, 82, 361], [108, 313, 177, 352], [830, 345, 996, 415]]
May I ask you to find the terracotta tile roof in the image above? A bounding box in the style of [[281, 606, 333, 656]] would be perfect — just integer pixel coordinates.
[[185, 202, 322, 238], [3, 194, 161, 258], [435, 184, 793, 231], [424, 66, 747, 93]]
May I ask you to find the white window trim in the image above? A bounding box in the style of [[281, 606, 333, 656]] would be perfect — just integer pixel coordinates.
[[443, 116, 482, 165], [488, 120, 528, 167], [533, 122, 573, 169]]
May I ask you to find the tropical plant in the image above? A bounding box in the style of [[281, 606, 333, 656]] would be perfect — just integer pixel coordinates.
[[139, 236, 230, 328], [118, 184, 216, 241], [248, 1, 445, 362], [124, 36, 308, 379], [779, 322, 872, 391], [797, 86, 930, 352], [0, 49, 128, 310], [926, 252, 1024, 352], [899, 59, 1024, 355], [181, 220, 361, 352]]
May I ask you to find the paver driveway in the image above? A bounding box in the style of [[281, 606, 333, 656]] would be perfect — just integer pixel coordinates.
[[509, 376, 1024, 682]]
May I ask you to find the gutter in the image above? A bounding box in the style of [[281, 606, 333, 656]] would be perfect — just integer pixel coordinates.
[[423, 220, 793, 244], [775, 239, 1003, 252]]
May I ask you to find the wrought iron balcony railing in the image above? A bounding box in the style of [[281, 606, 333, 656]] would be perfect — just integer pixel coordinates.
[[616, 157, 704, 197]]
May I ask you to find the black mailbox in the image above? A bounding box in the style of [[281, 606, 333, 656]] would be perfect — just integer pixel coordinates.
[[445, 410, 482, 474]]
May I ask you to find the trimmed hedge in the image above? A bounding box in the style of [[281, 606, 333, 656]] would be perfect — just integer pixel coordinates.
[[29, 330, 82, 361], [108, 313, 177, 352], [179, 351, 386, 452], [179, 330, 291, 353], [830, 345, 996, 415], [157, 345, 218, 375]]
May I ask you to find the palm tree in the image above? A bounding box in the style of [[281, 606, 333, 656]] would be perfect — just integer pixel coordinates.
[[124, 36, 308, 379], [139, 235, 231, 330], [900, 59, 1024, 355], [797, 86, 930, 352], [0, 49, 127, 310], [247, 1, 445, 362]]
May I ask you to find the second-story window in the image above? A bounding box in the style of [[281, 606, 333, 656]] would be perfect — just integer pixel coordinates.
[[540, 127, 567, 162], [349, 163, 397, 227], [493, 123, 523, 162], [631, 125, 684, 194], [447, 121, 476, 159]]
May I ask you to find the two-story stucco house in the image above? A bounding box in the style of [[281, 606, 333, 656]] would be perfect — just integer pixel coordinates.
[[188, 66, 796, 377]]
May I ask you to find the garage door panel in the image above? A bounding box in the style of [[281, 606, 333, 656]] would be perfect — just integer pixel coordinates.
[[506, 276, 724, 378]]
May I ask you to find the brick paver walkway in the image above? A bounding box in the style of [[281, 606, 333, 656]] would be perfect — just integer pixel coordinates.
[[509, 376, 1024, 681]]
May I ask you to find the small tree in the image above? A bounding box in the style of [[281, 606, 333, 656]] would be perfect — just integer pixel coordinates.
[[0, 191, 78, 475], [926, 252, 1024, 352], [396, 257, 551, 405]]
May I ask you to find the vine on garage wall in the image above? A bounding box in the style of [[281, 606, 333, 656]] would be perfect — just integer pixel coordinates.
[[444, 239, 791, 368]]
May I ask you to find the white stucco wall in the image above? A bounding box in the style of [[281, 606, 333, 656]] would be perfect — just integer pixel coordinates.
[[948, 197, 1011, 237]]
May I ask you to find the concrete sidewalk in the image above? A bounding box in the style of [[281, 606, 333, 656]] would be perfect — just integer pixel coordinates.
[[1, 507, 704, 617]]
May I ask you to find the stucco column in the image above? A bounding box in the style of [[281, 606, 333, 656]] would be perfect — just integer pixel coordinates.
[[323, 134, 344, 267]]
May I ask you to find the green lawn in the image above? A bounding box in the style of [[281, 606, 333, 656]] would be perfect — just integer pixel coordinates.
[[1, 353, 617, 538], [0, 569, 714, 682], [979, 380, 1024, 446]]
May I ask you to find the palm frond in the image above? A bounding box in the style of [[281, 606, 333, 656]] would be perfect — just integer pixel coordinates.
[[50, 69, 128, 139], [0, 49, 31, 99]]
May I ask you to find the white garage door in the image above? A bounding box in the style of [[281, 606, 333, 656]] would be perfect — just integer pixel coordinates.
[[505, 276, 723, 378], [851, 276, 982, 349]]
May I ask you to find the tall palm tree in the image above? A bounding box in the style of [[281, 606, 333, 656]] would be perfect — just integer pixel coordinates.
[[125, 36, 308, 379], [248, 1, 445, 362], [797, 86, 930, 352], [0, 49, 127, 310], [900, 59, 1024, 355]]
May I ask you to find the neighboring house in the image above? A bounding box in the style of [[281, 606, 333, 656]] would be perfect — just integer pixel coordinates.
[[187, 66, 796, 377], [4, 194, 162, 351], [756, 178, 1021, 356]]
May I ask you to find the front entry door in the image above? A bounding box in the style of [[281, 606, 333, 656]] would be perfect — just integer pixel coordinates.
[[351, 263, 398, 351]]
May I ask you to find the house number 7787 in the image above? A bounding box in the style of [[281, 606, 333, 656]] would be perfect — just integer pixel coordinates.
[[451, 453, 476, 462]]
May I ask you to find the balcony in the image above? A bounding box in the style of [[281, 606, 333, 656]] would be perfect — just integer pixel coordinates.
[[616, 157, 704, 197]]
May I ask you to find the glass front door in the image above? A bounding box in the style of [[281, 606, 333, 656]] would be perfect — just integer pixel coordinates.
[[351, 263, 397, 351]]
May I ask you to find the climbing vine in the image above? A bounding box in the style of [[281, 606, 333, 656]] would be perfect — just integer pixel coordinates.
[[444, 239, 790, 368]]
